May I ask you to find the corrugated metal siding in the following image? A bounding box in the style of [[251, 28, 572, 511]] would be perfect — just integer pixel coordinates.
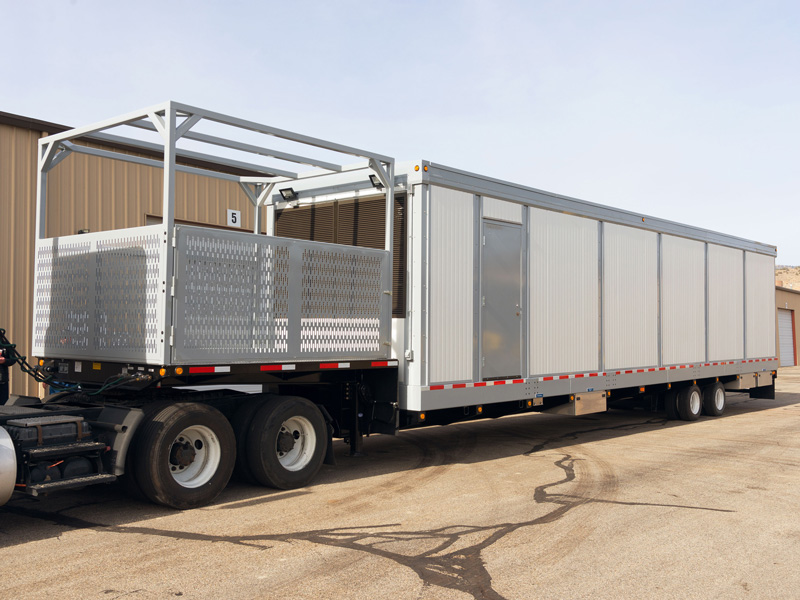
[[529, 208, 598, 375], [661, 235, 706, 365], [707, 244, 744, 361], [603, 223, 658, 370], [0, 124, 39, 397], [275, 196, 407, 317], [483, 196, 522, 223], [45, 146, 253, 239], [746, 251, 776, 358], [429, 186, 473, 383]]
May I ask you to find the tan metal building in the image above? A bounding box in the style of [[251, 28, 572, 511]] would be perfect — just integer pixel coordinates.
[[1, 112, 261, 397], [776, 286, 799, 367]]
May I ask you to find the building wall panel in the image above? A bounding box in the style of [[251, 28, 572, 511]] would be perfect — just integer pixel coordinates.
[[428, 186, 474, 383], [0, 124, 40, 398], [746, 251, 776, 358], [603, 223, 658, 370], [483, 196, 522, 224], [529, 208, 599, 375], [661, 235, 706, 365], [707, 244, 744, 361]]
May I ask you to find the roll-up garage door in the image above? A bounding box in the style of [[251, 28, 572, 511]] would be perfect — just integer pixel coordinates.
[[778, 308, 796, 367]]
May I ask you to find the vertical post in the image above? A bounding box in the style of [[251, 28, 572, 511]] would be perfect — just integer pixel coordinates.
[[253, 184, 262, 234], [383, 161, 395, 358], [266, 202, 276, 236], [704, 243, 709, 363], [657, 232, 662, 367], [161, 104, 178, 364], [35, 140, 50, 241], [597, 221, 604, 372]]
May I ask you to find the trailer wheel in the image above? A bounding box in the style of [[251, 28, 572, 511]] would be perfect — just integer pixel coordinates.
[[246, 396, 326, 489], [702, 382, 726, 416], [677, 385, 703, 421], [231, 398, 268, 484], [133, 403, 236, 509], [664, 389, 679, 420]]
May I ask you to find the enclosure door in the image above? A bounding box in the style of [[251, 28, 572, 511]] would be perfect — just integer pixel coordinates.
[[481, 221, 523, 380]]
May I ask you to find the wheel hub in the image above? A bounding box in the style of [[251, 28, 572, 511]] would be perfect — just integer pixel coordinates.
[[170, 438, 196, 468], [277, 430, 296, 454]]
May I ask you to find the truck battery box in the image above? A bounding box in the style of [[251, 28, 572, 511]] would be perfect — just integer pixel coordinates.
[[4, 415, 90, 448]]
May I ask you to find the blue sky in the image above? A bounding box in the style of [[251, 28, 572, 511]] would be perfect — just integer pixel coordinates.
[[2, 0, 798, 263]]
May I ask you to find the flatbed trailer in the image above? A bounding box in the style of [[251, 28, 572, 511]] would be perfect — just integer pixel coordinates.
[[0, 102, 778, 509]]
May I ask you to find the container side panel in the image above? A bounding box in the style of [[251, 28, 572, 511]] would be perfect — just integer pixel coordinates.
[[707, 244, 744, 361], [483, 196, 522, 224], [661, 235, 706, 365], [529, 208, 599, 375], [429, 186, 473, 383], [603, 223, 658, 370], [746, 251, 776, 358]]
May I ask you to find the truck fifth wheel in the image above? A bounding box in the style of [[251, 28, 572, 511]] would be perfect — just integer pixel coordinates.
[[0, 101, 778, 509]]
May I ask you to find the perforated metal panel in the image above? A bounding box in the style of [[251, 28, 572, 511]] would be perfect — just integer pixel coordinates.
[[172, 226, 390, 364], [299, 247, 383, 353], [32, 225, 167, 363]]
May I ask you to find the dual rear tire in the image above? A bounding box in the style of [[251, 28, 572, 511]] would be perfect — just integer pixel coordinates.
[[665, 382, 726, 421], [129, 395, 327, 509]]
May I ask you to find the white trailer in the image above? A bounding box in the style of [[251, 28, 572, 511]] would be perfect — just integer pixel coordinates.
[[0, 102, 778, 510]]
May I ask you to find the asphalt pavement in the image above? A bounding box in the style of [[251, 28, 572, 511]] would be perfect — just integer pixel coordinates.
[[2, 368, 799, 600]]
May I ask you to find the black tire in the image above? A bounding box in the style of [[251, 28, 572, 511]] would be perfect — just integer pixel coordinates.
[[677, 385, 703, 421], [664, 389, 679, 420], [132, 402, 236, 509], [231, 397, 268, 484], [120, 400, 174, 501], [702, 382, 726, 416], [246, 395, 327, 490]]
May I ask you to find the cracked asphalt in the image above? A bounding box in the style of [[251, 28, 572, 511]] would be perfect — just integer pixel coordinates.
[[2, 368, 800, 600]]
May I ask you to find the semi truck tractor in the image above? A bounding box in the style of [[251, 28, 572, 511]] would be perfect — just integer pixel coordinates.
[[0, 101, 778, 509]]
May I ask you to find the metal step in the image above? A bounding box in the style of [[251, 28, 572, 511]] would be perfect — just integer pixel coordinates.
[[27, 473, 117, 496], [25, 441, 107, 459]]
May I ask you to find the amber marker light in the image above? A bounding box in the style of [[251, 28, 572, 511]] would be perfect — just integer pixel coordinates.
[[419, 412, 426, 421], [423, 165, 428, 172], [159, 368, 167, 376], [38, 359, 44, 367], [526, 400, 533, 407], [414, 165, 420, 171], [477, 405, 483, 414], [639, 387, 645, 393], [175, 367, 184, 375], [667, 383, 672, 389]]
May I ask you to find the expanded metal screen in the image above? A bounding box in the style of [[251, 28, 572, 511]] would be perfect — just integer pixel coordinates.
[[172, 226, 390, 364], [32, 226, 167, 364]]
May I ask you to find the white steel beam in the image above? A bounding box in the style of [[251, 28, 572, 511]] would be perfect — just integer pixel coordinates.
[[40, 101, 171, 145], [167, 101, 394, 164], [61, 142, 244, 182], [88, 131, 299, 178], [127, 118, 343, 172]]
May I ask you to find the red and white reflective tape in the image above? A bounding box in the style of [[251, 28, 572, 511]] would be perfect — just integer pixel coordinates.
[[260, 364, 296, 372], [428, 378, 525, 391], [541, 372, 606, 382], [188, 366, 231, 374], [371, 360, 399, 367], [320, 362, 351, 369]]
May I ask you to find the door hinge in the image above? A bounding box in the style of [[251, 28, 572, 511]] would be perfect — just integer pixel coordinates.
[[170, 276, 177, 297], [169, 326, 175, 347]]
